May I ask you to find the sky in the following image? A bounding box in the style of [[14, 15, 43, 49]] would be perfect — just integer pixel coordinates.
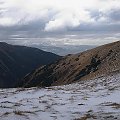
[[0, 0, 120, 54]]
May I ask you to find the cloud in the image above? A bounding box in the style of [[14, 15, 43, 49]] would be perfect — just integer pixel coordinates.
[[44, 9, 94, 31], [108, 9, 120, 22], [0, 0, 120, 31]]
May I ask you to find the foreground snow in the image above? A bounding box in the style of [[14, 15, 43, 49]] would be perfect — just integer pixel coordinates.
[[0, 73, 120, 120]]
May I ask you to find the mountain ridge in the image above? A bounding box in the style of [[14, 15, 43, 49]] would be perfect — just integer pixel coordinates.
[[0, 42, 61, 88], [20, 41, 120, 87]]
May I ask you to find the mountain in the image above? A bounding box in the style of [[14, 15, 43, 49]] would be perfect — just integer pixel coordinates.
[[30, 44, 96, 55], [21, 41, 120, 87], [0, 42, 61, 88]]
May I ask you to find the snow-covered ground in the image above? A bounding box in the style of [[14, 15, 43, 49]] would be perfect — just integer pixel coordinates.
[[0, 73, 120, 120]]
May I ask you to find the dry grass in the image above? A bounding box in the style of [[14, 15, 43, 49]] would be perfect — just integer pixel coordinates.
[[74, 114, 97, 120], [106, 103, 120, 109], [13, 110, 36, 116]]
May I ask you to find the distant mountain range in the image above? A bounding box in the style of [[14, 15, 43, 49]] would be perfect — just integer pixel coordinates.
[[20, 41, 120, 87], [0, 42, 61, 88], [30, 44, 96, 55]]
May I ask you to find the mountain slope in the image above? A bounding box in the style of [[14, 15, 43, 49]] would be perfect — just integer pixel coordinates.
[[21, 41, 120, 87], [0, 72, 120, 120], [0, 42, 61, 88]]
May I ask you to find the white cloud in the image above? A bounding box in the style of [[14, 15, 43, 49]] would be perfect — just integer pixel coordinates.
[[0, 17, 15, 26], [44, 9, 94, 31], [0, 0, 120, 31]]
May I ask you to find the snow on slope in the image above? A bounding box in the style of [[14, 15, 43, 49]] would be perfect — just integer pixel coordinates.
[[0, 73, 120, 120]]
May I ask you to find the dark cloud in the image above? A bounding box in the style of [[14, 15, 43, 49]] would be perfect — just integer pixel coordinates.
[[108, 9, 120, 21]]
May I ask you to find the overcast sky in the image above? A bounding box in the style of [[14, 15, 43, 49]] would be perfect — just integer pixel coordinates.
[[0, 0, 120, 47]]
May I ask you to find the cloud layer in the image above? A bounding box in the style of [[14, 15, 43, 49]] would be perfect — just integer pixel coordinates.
[[0, 0, 120, 32]]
